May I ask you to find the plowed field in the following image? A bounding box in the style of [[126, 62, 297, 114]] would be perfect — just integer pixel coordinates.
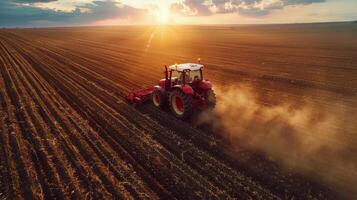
[[1, 23, 357, 199]]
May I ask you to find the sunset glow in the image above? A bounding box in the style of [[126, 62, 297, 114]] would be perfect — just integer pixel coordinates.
[[0, 0, 356, 27], [154, 6, 171, 24]]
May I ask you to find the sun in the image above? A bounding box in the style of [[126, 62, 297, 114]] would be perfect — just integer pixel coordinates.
[[155, 6, 171, 24]]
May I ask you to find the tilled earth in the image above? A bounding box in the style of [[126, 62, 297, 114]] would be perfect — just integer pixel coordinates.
[[0, 24, 357, 199]]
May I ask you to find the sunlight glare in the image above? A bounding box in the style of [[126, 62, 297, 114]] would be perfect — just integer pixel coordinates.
[[155, 6, 170, 24]]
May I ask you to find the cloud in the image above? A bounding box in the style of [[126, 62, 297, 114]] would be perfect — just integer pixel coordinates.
[[171, 0, 212, 16], [171, 0, 326, 17], [74, 1, 147, 22], [12, 0, 58, 3], [0, 0, 148, 27]]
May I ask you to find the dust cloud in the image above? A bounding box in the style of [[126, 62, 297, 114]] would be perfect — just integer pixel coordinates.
[[198, 84, 357, 198]]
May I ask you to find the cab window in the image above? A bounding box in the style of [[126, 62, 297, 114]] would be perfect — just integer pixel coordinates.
[[186, 70, 201, 83]]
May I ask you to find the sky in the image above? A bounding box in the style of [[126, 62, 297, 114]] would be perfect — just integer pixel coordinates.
[[0, 0, 356, 27]]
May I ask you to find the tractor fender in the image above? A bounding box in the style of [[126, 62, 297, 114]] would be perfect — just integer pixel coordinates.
[[198, 80, 212, 90], [172, 84, 194, 95], [158, 79, 166, 88], [154, 85, 164, 91]]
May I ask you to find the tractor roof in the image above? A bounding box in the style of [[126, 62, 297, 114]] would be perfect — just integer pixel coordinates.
[[168, 63, 203, 72]]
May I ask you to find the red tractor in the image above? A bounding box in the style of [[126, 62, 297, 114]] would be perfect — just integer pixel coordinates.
[[127, 63, 216, 120]]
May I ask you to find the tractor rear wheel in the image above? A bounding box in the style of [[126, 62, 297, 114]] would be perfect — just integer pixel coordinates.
[[170, 90, 193, 120], [151, 89, 166, 109]]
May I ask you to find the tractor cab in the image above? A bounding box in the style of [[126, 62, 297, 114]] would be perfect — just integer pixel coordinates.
[[168, 63, 204, 85], [158, 63, 205, 89]]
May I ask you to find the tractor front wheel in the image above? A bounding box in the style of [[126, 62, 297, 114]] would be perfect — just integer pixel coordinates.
[[170, 90, 193, 120], [151, 89, 166, 108]]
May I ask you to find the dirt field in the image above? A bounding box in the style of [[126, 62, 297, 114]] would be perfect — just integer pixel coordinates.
[[0, 22, 357, 199]]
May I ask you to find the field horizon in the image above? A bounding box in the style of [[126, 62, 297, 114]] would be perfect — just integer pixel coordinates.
[[2, 20, 357, 29]]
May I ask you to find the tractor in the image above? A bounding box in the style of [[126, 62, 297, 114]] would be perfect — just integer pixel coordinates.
[[127, 62, 216, 120]]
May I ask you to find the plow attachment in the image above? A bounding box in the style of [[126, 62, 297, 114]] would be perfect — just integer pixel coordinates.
[[127, 87, 155, 104]]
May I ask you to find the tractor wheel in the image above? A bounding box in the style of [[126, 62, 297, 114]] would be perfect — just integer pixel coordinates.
[[170, 90, 193, 120], [206, 89, 216, 109], [151, 89, 166, 109]]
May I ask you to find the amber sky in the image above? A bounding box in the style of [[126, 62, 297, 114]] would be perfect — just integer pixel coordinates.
[[0, 0, 356, 27]]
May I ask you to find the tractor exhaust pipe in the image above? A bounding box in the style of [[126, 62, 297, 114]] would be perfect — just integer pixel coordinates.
[[165, 65, 169, 90]]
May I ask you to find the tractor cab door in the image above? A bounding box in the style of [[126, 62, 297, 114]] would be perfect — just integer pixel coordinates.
[[170, 70, 182, 86], [187, 70, 202, 83], [174, 70, 195, 85], [183, 69, 202, 88], [178, 72, 190, 85]]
